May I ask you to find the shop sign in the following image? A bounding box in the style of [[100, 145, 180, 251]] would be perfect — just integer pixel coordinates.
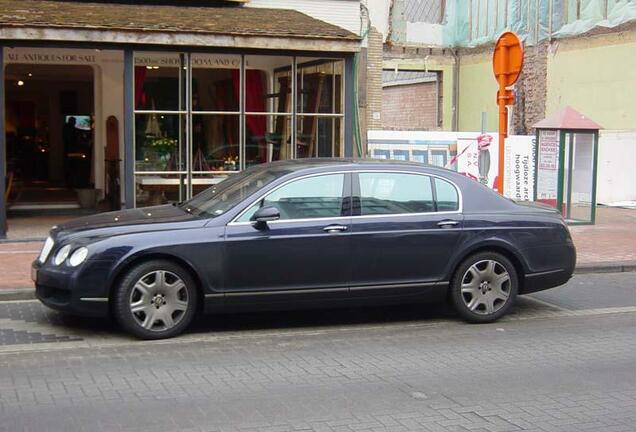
[[503, 135, 535, 201], [4, 48, 98, 64], [536, 129, 559, 201]]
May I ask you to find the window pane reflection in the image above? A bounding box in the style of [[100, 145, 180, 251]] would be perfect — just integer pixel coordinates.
[[245, 115, 292, 166], [134, 54, 183, 111], [296, 116, 342, 158], [135, 114, 185, 172], [192, 54, 240, 112], [192, 115, 240, 172], [245, 56, 293, 113], [297, 58, 343, 114], [135, 174, 187, 207]]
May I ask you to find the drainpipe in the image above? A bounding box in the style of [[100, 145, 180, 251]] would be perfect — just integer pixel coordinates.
[[451, 49, 460, 131]]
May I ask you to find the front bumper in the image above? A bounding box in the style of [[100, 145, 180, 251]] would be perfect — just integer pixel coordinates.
[[33, 260, 111, 317]]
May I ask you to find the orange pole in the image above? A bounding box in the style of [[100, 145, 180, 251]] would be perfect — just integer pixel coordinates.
[[496, 43, 508, 195]]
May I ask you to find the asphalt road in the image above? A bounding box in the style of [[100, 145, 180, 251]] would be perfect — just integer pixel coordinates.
[[1, 272, 635, 432]]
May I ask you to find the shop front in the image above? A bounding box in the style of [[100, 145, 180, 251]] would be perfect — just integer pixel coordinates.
[[0, 1, 360, 238]]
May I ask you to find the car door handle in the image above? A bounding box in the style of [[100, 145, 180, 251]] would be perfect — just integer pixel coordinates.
[[323, 224, 348, 233], [437, 220, 459, 228]]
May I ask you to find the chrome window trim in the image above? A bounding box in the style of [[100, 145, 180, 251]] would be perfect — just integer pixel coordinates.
[[227, 169, 463, 226]]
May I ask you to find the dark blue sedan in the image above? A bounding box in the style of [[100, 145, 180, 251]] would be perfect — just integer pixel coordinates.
[[33, 159, 576, 339]]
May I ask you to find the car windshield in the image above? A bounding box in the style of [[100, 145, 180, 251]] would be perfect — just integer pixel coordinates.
[[179, 166, 282, 218]]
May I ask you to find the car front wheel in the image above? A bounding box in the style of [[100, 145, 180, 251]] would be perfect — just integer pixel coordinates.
[[113, 260, 198, 339], [450, 252, 518, 323]]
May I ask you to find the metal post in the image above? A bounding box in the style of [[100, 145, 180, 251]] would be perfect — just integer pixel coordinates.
[[0, 46, 6, 238], [344, 55, 355, 158], [123, 49, 135, 208]]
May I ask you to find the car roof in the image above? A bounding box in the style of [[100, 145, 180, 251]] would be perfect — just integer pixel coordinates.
[[260, 157, 457, 177]]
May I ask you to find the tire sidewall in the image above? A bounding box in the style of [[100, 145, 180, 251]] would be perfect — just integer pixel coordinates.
[[450, 252, 518, 323], [113, 260, 198, 339]]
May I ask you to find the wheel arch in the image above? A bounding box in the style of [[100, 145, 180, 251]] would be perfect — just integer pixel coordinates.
[[447, 242, 528, 293], [108, 252, 205, 315]]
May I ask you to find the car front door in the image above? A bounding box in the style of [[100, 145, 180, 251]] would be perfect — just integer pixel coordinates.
[[223, 172, 352, 302], [349, 171, 463, 297]]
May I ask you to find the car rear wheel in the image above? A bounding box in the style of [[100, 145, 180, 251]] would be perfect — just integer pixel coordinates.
[[113, 260, 198, 339], [450, 252, 518, 323]]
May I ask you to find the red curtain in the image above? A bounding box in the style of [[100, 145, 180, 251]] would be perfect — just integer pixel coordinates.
[[134, 67, 147, 109], [232, 70, 267, 160]]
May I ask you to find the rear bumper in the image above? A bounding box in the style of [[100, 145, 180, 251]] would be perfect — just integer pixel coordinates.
[[520, 241, 576, 294]]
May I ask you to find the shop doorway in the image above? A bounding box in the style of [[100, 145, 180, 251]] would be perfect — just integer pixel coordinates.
[[4, 64, 95, 216]]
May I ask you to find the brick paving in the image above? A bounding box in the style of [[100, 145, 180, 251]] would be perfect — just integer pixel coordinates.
[[1, 289, 636, 431]]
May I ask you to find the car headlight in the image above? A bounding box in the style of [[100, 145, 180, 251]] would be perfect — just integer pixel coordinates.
[[68, 247, 89, 267], [38, 236, 54, 263], [53, 245, 72, 266]]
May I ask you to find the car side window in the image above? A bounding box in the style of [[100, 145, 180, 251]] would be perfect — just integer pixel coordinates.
[[434, 178, 459, 212], [358, 173, 434, 215], [237, 174, 346, 222]]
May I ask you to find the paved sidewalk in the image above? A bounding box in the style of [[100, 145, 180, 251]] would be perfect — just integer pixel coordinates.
[[0, 207, 634, 292]]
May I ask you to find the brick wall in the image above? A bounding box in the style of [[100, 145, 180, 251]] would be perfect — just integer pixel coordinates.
[[512, 42, 548, 135], [382, 81, 439, 130], [366, 26, 384, 130]]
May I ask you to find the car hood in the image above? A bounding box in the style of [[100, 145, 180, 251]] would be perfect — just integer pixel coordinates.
[[51, 205, 206, 242]]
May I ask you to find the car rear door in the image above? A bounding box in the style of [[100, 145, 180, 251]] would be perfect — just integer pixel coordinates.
[[349, 171, 463, 296], [223, 172, 352, 303]]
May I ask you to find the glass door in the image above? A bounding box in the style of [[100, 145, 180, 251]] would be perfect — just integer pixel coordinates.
[[562, 132, 595, 223]]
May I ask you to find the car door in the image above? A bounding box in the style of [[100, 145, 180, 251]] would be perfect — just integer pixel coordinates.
[[223, 172, 352, 302], [349, 171, 463, 296]]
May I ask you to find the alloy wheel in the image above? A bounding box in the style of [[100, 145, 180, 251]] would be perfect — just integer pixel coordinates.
[[460, 259, 511, 315], [129, 270, 189, 331]]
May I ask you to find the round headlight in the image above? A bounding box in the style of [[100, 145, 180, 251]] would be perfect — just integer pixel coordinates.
[[68, 247, 89, 267], [54, 245, 71, 266]]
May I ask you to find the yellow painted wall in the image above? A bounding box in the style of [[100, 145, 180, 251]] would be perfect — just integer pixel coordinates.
[[546, 32, 636, 130], [458, 53, 498, 132]]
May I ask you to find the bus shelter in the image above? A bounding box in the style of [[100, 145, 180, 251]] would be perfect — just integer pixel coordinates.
[[533, 106, 602, 224]]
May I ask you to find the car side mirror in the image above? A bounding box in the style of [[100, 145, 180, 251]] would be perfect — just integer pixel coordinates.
[[250, 206, 280, 225]]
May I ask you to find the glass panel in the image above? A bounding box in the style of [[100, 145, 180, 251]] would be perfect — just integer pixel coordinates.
[[192, 114, 240, 172], [296, 116, 342, 158], [245, 55, 293, 113], [567, 133, 595, 222], [373, 150, 390, 159], [412, 150, 429, 164], [536, 129, 560, 208], [134, 53, 183, 111], [434, 178, 459, 211], [238, 174, 345, 221], [184, 168, 280, 218], [134, 114, 185, 172], [430, 150, 448, 167], [359, 173, 434, 215], [191, 54, 240, 112], [245, 115, 292, 166], [393, 150, 409, 161], [297, 58, 343, 114], [135, 174, 187, 207]]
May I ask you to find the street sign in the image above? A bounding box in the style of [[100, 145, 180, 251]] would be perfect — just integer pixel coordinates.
[[492, 31, 524, 194]]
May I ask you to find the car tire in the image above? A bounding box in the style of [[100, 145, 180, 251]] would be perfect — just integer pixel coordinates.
[[112, 260, 198, 340], [450, 252, 518, 323]]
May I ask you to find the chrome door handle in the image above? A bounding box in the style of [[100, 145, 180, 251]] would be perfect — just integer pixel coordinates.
[[323, 224, 348, 233], [437, 220, 459, 228]]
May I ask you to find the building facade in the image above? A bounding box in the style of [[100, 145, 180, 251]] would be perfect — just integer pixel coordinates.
[[0, 0, 362, 238]]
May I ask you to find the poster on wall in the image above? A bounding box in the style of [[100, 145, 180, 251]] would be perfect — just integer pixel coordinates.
[[536, 129, 559, 204], [503, 135, 536, 201], [455, 134, 500, 190]]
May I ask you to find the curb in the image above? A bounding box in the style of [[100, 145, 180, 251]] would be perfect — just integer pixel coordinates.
[[1, 261, 635, 303]]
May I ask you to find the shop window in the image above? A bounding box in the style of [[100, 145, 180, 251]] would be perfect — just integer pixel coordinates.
[[358, 172, 434, 215], [238, 174, 345, 221], [296, 58, 344, 159], [373, 150, 390, 160], [431, 149, 448, 167]]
